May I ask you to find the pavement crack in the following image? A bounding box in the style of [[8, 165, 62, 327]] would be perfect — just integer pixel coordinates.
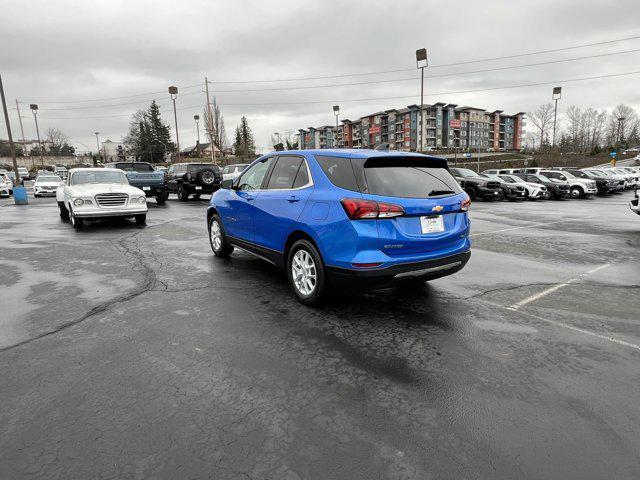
[[0, 231, 158, 353]]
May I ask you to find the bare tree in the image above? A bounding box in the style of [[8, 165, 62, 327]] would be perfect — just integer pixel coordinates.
[[44, 127, 69, 150], [528, 103, 555, 150], [204, 96, 228, 152]]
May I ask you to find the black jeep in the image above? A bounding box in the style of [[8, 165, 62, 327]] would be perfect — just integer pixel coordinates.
[[166, 163, 222, 201]]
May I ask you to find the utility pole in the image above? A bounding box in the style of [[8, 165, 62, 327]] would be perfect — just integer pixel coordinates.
[[15, 99, 26, 158], [416, 49, 428, 154], [168, 86, 180, 159], [552, 86, 561, 148], [94, 132, 100, 166], [30, 104, 44, 168], [0, 74, 20, 185], [204, 77, 216, 164]]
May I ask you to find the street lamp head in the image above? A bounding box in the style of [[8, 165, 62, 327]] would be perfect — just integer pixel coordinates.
[[552, 86, 562, 100], [168, 86, 178, 95], [30, 104, 38, 112], [194, 114, 199, 121], [416, 48, 428, 68], [94, 132, 99, 136], [333, 105, 340, 115]]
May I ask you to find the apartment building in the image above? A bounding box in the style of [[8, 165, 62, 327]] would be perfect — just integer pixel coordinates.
[[298, 102, 525, 152]]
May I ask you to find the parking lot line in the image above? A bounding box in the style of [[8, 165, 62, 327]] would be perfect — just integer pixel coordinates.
[[508, 263, 611, 310], [469, 218, 585, 237], [506, 306, 640, 352]]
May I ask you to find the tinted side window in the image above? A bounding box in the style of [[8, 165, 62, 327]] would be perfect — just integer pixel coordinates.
[[315, 155, 358, 192], [292, 161, 310, 188], [266, 156, 303, 189], [237, 158, 273, 190]]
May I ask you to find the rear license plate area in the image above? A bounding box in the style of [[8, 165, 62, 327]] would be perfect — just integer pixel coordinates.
[[420, 215, 444, 234]]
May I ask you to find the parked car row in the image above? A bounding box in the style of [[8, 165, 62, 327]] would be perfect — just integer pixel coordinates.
[[471, 165, 640, 200]]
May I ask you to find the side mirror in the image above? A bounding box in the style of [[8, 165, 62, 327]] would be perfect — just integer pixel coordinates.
[[221, 179, 234, 190]]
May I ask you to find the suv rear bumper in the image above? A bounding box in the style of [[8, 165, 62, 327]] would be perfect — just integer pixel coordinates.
[[326, 250, 471, 291]]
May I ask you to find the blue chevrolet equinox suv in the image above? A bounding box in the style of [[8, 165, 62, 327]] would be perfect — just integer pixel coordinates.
[[207, 149, 471, 305]]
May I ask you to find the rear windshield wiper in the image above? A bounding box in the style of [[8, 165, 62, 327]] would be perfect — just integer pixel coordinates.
[[428, 190, 455, 197]]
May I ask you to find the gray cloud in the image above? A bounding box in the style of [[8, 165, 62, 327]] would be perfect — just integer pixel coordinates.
[[2, 0, 640, 152]]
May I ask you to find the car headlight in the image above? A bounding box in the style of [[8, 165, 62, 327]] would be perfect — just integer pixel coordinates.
[[137, 196, 146, 204], [73, 198, 84, 206]]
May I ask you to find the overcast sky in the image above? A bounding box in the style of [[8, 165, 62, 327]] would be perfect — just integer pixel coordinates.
[[2, 0, 640, 153]]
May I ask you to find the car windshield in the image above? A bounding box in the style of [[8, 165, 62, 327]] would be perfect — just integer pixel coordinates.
[[71, 170, 128, 185], [502, 175, 524, 183], [451, 168, 477, 178], [37, 176, 61, 182], [530, 175, 551, 182]]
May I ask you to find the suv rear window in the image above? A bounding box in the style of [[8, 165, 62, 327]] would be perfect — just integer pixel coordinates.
[[114, 162, 153, 172], [188, 163, 221, 172], [363, 158, 462, 198]]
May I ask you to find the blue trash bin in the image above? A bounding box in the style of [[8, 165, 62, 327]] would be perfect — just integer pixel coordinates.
[[13, 186, 28, 205]]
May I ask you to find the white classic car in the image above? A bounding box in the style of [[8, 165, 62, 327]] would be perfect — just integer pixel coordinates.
[[33, 174, 63, 197], [56, 168, 148, 229]]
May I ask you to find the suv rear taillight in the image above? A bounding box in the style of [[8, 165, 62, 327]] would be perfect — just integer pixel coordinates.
[[340, 198, 404, 220], [461, 198, 471, 212]]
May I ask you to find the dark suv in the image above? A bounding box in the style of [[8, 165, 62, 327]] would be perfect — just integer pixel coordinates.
[[167, 163, 222, 201], [449, 168, 502, 200]]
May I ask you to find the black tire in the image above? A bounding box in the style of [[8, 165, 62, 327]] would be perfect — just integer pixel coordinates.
[[155, 191, 168, 205], [58, 201, 69, 220], [177, 184, 189, 201], [464, 188, 477, 201], [135, 214, 146, 225], [208, 214, 234, 257], [287, 239, 326, 306], [495, 190, 505, 201], [70, 209, 84, 229], [193, 193, 201, 200], [196, 168, 217, 187], [34, 193, 39, 198], [570, 186, 583, 198]]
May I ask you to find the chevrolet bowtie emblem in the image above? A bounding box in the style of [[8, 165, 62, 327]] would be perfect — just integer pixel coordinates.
[[432, 205, 444, 212]]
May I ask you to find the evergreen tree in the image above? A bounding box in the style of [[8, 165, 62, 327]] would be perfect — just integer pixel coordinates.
[[124, 101, 175, 162], [233, 116, 255, 157]]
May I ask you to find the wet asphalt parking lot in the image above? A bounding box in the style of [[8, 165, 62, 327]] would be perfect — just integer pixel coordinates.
[[1, 190, 639, 480]]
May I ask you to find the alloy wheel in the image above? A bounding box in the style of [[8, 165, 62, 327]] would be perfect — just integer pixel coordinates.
[[291, 249, 317, 296], [210, 219, 222, 251]]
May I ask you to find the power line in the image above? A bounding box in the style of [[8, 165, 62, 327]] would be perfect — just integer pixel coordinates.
[[17, 82, 204, 105], [206, 34, 640, 84], [24, 47, 640, 111], [13, 33, 640, 107], [32, 70, 640, 119]]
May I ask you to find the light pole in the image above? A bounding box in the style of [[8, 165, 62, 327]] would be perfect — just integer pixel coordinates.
[[552, 86, 561, 148], [168, 86, 180, 159], [416, 48, 428, 153], [194, 114, 200, 157], [94, 132, 100, 166], [333, 105, 340, 148], [0, 74, 20, 189], [30, 104, 44, 167]]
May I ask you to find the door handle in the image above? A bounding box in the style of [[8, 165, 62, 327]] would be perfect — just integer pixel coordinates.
[[287, 196, 300, 203], [245, 195, 254, 201]]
